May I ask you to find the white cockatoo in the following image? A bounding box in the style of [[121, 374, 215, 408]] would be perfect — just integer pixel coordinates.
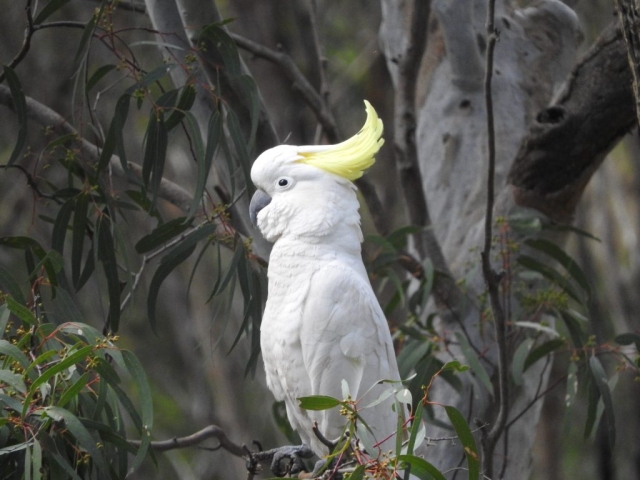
[[250, 101, 404, 461]]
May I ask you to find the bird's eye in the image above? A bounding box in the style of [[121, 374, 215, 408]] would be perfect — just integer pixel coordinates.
[[275, 177, 294, 189]]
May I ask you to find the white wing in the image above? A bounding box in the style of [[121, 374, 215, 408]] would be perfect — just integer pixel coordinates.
[[299, 261, 402, 453]]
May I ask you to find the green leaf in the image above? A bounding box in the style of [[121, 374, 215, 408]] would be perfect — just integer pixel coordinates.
[[165, 85, 197, 131], [5, 296, 36, 325], [52, 287, 85, 325], [444, 405, 479, 480], [26, 438, 42, 480], [142, 110, 168, 209], [52, 197, 75, 255], [525, 238, 591, 299], [559, 309, 586, 348], [455, 332, 493, 396], [0, 264, 26, 305], [0, 339, 30, 370], [396, 455, 446, 480], [3, 66, 28, 165], [589, 356, 616, 449], [406, 400, 424, 457], [441, 361, 470, 374], [517, 255, 582, 303], [147, 223, 217, 330], [0, 369, 27, 393], [226, 108, 253, 194], [98, 94, 131, 173], [71, 194, 89, 288], [348, 464, 365, 480], [135, 217, 193, 254], [57, 372, 90, 408], [44, 406, 109, 474], [387, 225, 423, 251], [188, 111, 222, 219], [199, 25, 241, 76], [514, 320, 560, 338], [564, 362, 578, 430], [524, 338, 565, 372], [123, 350, 153, 470], [34, 0, 72, 23], [511, 339, 533, 386], [125, 64, 175, 95], [24, 345, 94, 416], [97, 215, 121, 332], [584, 374, 599, 439], [72, 0, 105, 68], [0, 304, 10, 338], [297, 395, 342, 411], [85, 64, 116, 92]]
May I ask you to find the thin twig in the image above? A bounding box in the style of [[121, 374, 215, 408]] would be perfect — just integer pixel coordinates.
[[307, 0, 331, 134], [119, 221, 212, 312], [230, 32, 339, 143], [480, 0, 508, 477], [0, 0, 35, 84], [0, 165, 61, 204]]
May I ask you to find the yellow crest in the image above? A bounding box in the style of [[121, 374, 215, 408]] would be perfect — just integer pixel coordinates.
[[297, 100, 384, 180]]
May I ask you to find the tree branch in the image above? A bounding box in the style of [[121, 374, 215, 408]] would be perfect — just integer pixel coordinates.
[[481, 0, 509, 477], [230, 32, 339, 143], [508, 18, 636, 223], [128, 424, 246, 457], [0, 0, 35, 84], [0, 84, 194, 212], [390, 1, 462, 310]]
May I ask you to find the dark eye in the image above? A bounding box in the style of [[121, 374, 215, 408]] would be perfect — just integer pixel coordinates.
[[278, 178, 289, 187]]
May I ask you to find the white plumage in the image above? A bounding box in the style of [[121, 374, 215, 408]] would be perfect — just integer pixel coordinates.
[[250, 102, 403, 457]]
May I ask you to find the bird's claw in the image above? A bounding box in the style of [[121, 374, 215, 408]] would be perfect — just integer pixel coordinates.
[[249, 443, 315, 477]]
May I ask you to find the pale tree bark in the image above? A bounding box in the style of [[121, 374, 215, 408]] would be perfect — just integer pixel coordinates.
[[379, 0, 635, 477]]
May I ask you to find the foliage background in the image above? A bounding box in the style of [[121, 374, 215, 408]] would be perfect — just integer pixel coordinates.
[[1, 0, 639, 479]]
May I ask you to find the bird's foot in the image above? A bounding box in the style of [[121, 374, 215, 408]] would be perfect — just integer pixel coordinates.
[[250, 443, 315, 477]]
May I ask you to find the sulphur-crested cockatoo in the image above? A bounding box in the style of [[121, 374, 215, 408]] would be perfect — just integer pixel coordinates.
[[250, 101, 405, 461]]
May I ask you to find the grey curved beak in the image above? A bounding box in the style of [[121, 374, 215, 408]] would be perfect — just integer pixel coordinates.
[[249, 189, 272, 227]]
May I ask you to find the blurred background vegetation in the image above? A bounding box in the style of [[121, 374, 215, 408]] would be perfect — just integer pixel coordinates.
[[1, 0, 639, 479]]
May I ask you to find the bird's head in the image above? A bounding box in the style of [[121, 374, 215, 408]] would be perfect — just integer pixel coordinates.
[[250, 101, 384, 242]]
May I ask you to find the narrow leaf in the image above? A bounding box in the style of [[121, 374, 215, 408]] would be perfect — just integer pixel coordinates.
[[72, 194, 89, 288], [524, 338, 565, 372], [444, 405, 479, 480], [0, 264, 26, 305], [517, 255, 582, 303], [525, 238, 591, 299], [455, 331, 493, 396], [135, 217, 193, 254], [85, 64, 116, 92], [97, 215, 121, 331], [396, 455, 446, 480], [3, 66, 28, 165], [34, 0, 72, 24], [589, 356, 616, 449], [297, 395, 342, 411]]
